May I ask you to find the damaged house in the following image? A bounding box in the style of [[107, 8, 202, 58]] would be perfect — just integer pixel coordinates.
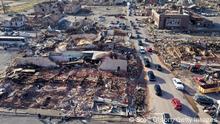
[[33, 0, 81, 27], [1, 14, 28, 29], [34, 1, 64, 15], [83, 0, 128, 5], [49, 50, 127, 72], [34, 0, 81, 15], [64, 1, 81, 14], [42, 14, 64, 27]]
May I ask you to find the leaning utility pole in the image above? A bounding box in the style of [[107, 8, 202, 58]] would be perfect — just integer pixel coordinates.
[[1, 0, 5, 14]]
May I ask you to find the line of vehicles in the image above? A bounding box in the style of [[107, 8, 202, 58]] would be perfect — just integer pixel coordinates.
[[145, 56, 219, 123], [130, 16, 178, 124], [130, 9, 219, 124], [137, 36, 188, 123], [144, 53, 219, 123], [140, 43, 185, 117], [142, 49, 219, 124], [131, 18, 177, 124]]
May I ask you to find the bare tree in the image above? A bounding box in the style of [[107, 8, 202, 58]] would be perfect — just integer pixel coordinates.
[[1, 0, 5, 14]]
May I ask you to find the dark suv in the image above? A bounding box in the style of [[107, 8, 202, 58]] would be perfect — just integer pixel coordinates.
[[154, 84, 162, 96], [138, 40, 143, 46], [194, 94, 214, 106], [148, 71, 156, 81], [155, 64, 162, 71], [162, 113, 173, 124], [144, 58, 150, 67]]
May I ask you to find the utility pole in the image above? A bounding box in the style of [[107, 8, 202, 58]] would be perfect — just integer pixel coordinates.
[[1, 0, 5, 14]]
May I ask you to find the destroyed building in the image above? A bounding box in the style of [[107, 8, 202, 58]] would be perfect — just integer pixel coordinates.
[[65, 17, 97, 33], [151, 8, 190, 29], [0, 5, 145, 116], [34, 1, 64, 15], [42, 14, 64, 27], [0, 25, 143, 116], [154, 38, 220, 72], [1, 14, 28, 29], [64, 1, 81, 14], [33, 0, 81, 28], [81, 0, 128, 6], [0, 50, 141, 117], [188, 11, 213, 28], [34, 0, 81, 15], [147, 0, 166, 5]]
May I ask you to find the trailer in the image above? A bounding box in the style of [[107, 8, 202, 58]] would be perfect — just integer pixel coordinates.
[[198, 83, 220, 94], [194, 76, 220, 94]]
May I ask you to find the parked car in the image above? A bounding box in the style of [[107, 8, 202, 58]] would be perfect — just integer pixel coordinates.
[[148, 71, 156, 81], [171, 98, 182, 110], [134, 26, 139, 30], [147, 48, 153, 52], [154, 84, 162, 96], [139, 23, 145, 27], [136, 30, 141, 34], [172, 78, 184, 90], [110, 21, 115, 24], [98, 16, 105, 22], [194, 94, 215, 106], [162, 113, 173, 124], [144, 57, 150, 67], [155, 64, 162, 71], [116, 15, 125, 19], [139, 46, 145, 54], [118, 23, 126, 29], [138, 40, 143, 46], [145, 38, 149, 42]]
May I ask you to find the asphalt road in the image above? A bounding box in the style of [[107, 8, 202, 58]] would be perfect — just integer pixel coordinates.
[[127, 16, 206, 124]]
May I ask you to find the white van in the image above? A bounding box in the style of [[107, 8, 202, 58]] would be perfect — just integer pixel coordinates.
[[139, 46, 145, 54]]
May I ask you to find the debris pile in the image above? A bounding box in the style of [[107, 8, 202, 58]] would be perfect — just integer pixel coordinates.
[[0, 46, 142, 117], [155, 39, 220, 68], [0, 1, 145, 118]]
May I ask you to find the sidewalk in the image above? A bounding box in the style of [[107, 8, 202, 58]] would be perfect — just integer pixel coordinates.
[[0, 107, 64, 117]]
